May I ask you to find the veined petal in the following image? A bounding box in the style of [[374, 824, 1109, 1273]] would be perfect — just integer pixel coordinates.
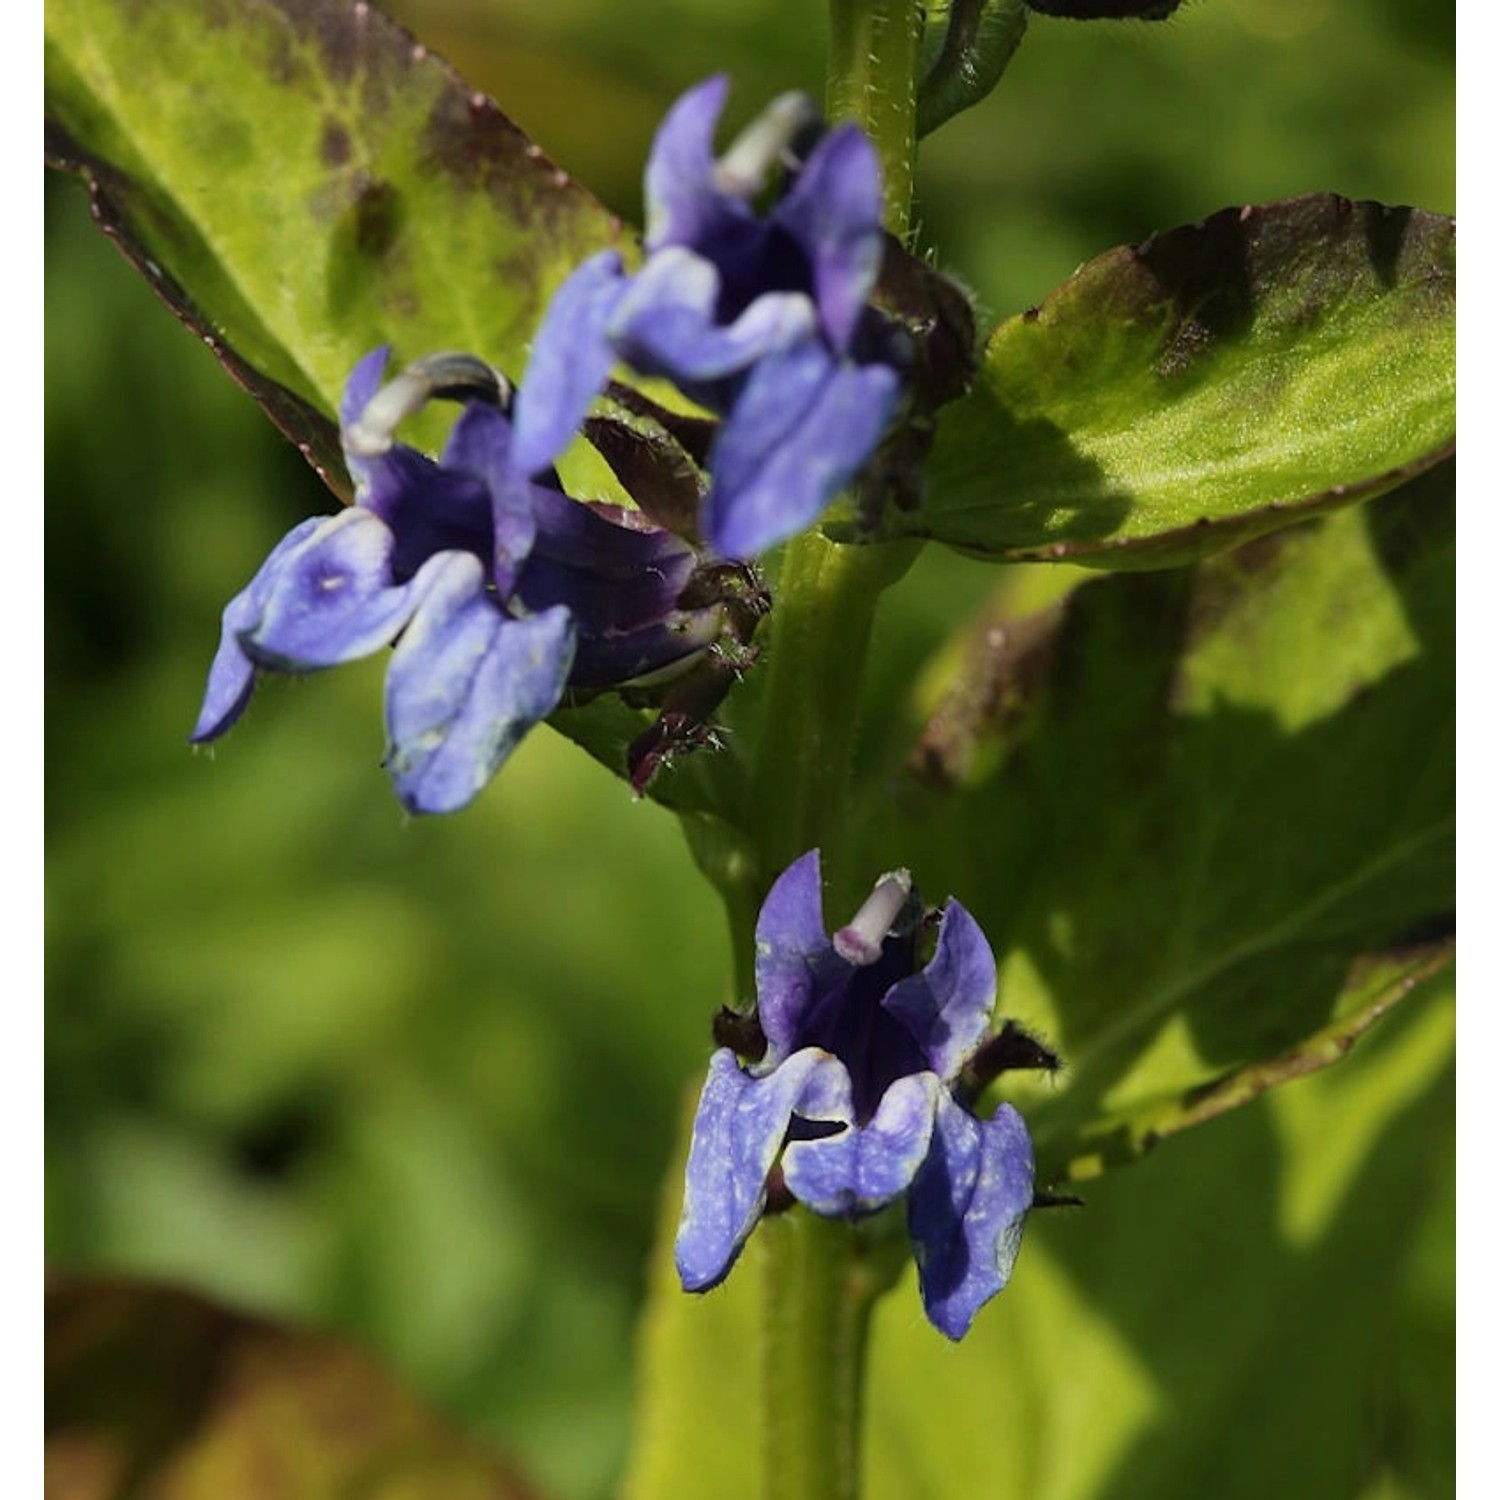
[[707, 347, 900, 560], [882, 899, 998, 1081], [530, 488, 699, 582], [775, 125, 885, 351], [383, 554, 575, 814], [783, 1072, 940, 1217], [522, 547, 702, 655], [611, 247, 817, 386], [908, 1094, 1034, 1341], [237, 509, 421, 671], [190, 516, 331, 742], [511, 250, 629, 478], [518, 489, 704, 677], [358, 441, 494, 579], [675, 1046, 834, 1292], [644, 74, 739, 251], [755, 850, 844, 1065]]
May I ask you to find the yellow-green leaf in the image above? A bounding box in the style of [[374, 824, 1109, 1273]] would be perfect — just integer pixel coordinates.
[[907, 195, 1455, 568]]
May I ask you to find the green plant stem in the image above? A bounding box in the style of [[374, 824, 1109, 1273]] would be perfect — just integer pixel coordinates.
[[758, 1211, 887, 1500], [689, 13, 927, 1496], [747, 534, 917, 903], [742, 535, 915, 1500], [827, 0, 925, 235]]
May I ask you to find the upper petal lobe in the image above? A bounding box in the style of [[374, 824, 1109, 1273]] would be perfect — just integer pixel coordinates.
[[754, 850, 843, 1064], [190, 515, 332, 742], [882, 899, 998, 1081]]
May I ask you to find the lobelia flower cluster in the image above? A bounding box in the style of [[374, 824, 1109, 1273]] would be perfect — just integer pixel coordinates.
[[190, 78, 1041, 1330], [676, 850, 1046, 1340], [192, 76, 903, 808], [511, 73, 903, 561], [191, 347, 752, 812]]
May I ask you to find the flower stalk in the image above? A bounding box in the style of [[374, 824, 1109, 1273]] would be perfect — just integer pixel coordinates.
[[758, 1212, 883, 1500], [738, 8, 929, 1496], [747, 534, 917, 903], [827, 0, 925, 236]]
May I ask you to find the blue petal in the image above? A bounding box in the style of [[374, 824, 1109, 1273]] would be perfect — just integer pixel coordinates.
[[754, 850, 844, 1065], [511, 251, 629, 478], [339, 346, 394, 492], [529, 488, 698, 585], [774, 125, 885, 351], [340, 345, 391, 430], [237, 509, 422, 671], [882, 899, 998, 1082], [610, 247, 816, 387], [908, 1093, 1034, 1341], [383, 554, 575, 814], [190, 516, 331, 742], [357, 441, 494, 579], [440, 403, 538, 594], [516, 489, 711, 684], [675, 1046, 835, 1292], [644, 75, 743, 252], [782, 1072, 939, 1217], [706, 346, 900, 559]]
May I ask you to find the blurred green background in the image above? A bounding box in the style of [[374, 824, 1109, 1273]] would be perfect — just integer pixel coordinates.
[[46, 3, 1454, 1497]]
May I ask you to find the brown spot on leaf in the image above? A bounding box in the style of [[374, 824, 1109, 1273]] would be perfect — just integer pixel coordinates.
[[351, 175, 399, 258], [912, 597, 1067, 788], [319, 118, 351, 167], [263, 0, 358, 84], [1154, 315, 1216, 377]]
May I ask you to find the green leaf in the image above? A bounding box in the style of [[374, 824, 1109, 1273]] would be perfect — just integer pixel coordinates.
[[46, 1276, 543, 1499], [861, 467, 1453, 1181], [860, 976, 1454, 1500], [897, 195, 1454, 567], [916, 2, 1030, 140], [44, 0, 626, 496], [624, 477, 1456, 1490]]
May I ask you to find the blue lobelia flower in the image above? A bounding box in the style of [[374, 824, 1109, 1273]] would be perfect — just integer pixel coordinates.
[[676, 849, 1036, 1341], [509, 76, 903, 562], [192, 347, 735, 814]]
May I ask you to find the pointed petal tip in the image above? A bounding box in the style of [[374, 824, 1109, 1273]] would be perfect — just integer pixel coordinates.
[[189, 649, 256, 743], [341, 344, 393, 430], [383, 571, 574, 816], [674, 1244, 732, 1295], [645, 76, 736, 250]]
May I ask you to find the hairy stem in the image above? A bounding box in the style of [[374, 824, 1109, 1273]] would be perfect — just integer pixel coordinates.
[[748, 534, 917, 904], [758, 1211, 885, 1500], [827, 0, 925, 236], [732, 12, 927, 1496]]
